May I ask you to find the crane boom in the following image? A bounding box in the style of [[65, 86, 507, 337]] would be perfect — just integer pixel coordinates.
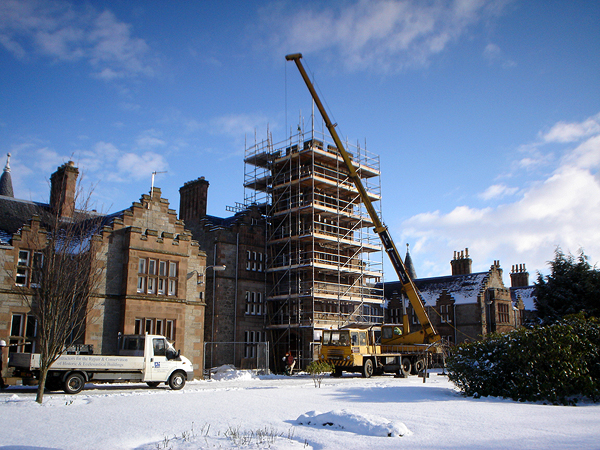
[[285, 53, 439, 343]]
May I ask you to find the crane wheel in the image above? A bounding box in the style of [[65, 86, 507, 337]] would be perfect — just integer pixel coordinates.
[[362, 359, 374, 378], [399, 358, 412, 378]]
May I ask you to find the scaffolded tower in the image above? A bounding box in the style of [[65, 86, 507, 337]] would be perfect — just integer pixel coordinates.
[[244, 125, 384, 370]]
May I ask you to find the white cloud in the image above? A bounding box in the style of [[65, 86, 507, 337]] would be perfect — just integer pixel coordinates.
[[0, 0, 156, 79], [400, 112, 600, 279], [478, 183, 518, 200], [135, 129, 167, 149], [116, 152, 168, 182], [210, 113, 273, 143], [542, 113, 600, 143], [262, 0, 512, 72]]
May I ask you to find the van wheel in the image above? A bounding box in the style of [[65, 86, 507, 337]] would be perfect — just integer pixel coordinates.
[[168, 371, 186, 390], [362, 359, 374, 378], [64, 373, 85, 394], [146, 381, 160, 388]]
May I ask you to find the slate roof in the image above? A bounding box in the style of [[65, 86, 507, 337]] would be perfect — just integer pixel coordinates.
[[404, 245, 417, 280], [0, 195, 52, 243], [381, 271, 490, 306], [0, 195, 122, 245]]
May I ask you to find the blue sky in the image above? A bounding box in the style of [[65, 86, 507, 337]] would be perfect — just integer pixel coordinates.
[[1, 0, 599, 283]]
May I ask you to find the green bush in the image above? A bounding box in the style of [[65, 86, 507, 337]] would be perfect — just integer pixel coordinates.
[[446, 314, 600, 405], [306, 360, 335, 388]]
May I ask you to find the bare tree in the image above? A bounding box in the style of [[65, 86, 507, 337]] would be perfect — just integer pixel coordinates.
[[16, 174, 104, 403]]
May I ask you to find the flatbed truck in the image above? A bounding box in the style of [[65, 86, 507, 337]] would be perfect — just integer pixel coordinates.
[[8, 334, 193, 394]]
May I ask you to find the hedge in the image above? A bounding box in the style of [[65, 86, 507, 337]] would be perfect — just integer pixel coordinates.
[[446, 314, 600, 405]]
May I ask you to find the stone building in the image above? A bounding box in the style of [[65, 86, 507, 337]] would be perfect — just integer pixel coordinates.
[[382, 248, 530, 345], [179, 177, 269, 373], [0, 159, 207, 380]]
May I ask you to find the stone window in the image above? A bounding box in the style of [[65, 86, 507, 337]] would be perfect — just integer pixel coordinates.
[[245, 291, 264, 315], [10, 313, 37, 353], [498, 303, 510, 323], [134, 317, 175, 341], [137, 257, 178, 297], [244, 330, 266, 358], [15, 249, 43, 288], [246, 251, 264, 272], [440, 304, 452, 323]]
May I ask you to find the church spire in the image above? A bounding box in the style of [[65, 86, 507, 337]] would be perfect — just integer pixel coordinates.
[[404, 243, 417, 280], [0, 153, 14, 197]]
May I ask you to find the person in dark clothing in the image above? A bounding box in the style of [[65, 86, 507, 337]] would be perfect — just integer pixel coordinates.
[[283, 351, 295, 375]]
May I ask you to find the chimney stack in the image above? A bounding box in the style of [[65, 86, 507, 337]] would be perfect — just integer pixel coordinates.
[[179, 177, 209, 225], [510, 264, 529, 287], [451, 248, 472, 275], [50, 161, 79, 219]]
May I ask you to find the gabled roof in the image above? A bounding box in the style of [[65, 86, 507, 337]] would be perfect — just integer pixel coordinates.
[[381, 271, 490, 306]]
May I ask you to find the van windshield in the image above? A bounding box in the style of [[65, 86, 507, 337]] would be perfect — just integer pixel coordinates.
[[322, 330, 350, 346]]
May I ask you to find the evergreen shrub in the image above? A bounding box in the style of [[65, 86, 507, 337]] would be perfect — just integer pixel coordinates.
[[306, 360, 335, 388], [446, 314, 600, 405]]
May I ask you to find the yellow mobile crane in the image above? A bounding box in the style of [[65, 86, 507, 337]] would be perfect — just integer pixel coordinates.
[[285, 53, 440, 377]]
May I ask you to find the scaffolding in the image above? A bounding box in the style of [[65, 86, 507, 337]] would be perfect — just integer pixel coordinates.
[[244, 125, 384, 370]]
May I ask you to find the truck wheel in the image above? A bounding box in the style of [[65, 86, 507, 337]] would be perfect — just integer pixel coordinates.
[[399, 358, 412, 378], [168, 371, 186, 390], [332, 366, 343, 378], [362, 359, 374, 378], [146, 381, 161, 388], [414, 359, 425, 374], [64, 373, 85, 394]]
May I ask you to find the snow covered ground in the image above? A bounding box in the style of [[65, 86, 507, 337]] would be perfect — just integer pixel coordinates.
[[1, 368, 599, 449]]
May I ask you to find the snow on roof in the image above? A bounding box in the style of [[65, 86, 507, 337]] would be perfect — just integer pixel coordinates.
[[382, 272, 489, 306], [512, 285, 536, 311], [416, 273, 489, 305]]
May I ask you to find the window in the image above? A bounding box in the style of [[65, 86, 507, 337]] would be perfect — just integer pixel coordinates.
[[440, 304, 452, 323], [245, 291, 264, 315], [147, 277, 156, 294], [10, 313, 37, 353], [148, 259, 156, 275], [15, 250, 43, 287], [18, 250, 30, 265], [244, 331, 266, 358], [31, 253, 43, 287], [246, 251, 265, 272], [153, 338, 166, 357], [159, 261, 167, 276], [168, 279, 176, 296], [134, 318, 176, 339], [137, 257, 178, 296], [137, 276, 145, 293], [498, 303, 510, 323], [138, 258, 146, 273], [165, 320, 174, 340]]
